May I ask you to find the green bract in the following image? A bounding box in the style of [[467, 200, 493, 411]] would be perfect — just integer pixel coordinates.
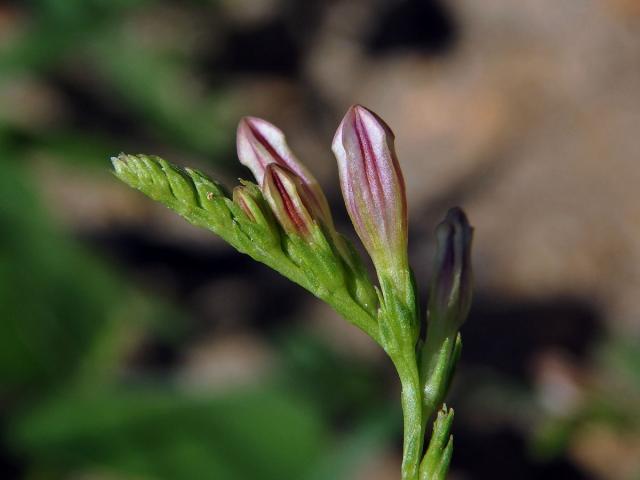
[[111, 105, 473, 480]]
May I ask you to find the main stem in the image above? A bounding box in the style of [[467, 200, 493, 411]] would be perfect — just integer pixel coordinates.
[[398, 357, 424, 480]]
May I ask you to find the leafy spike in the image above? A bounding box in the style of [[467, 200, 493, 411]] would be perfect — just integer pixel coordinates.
[[111, 153, 378, 340]]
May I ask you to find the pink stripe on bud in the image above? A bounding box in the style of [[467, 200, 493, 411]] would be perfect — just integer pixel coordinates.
[[262, 164, 318, 238], [232, 185, 260, 223], [332, 105, 408, 272], [236, 116, 332, 226]]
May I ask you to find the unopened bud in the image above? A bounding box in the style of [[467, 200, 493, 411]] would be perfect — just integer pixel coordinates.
[[332, 105, 408, 274], [236, 116, 332, 226], [428, 207, 473, 332], [262, 164, 318, 239], [233, 182, 276, 229]]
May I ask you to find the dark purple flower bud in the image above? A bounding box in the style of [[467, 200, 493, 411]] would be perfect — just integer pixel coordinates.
[[429, 207, 473, 332]]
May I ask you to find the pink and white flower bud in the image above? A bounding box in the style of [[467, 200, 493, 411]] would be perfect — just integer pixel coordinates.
[[236, 116, 332, 226], [262, 164, 318, 239], [332, 105, 408, 273]]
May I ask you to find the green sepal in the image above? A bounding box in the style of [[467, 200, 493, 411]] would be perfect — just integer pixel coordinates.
[[236, 180, 278, 234], [444, 334, 462, 396], [337, 235, 379, 318], [284, 225, 347, 296], [420, 332, 462, 415], [281, 226, 379, 341], [185, 167, 230, 211], [377, 270, 419, 361], [112, 154, 234, 237], [419, 405, 454, 480], [228, 182, 281, 255]]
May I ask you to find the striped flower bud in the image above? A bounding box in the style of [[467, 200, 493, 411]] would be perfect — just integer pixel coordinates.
[[236, 116, 332, 226], [332, 105, 408, 274], [262, 164, 319, 239], [232, 182, 276, 231], [428, 207, 473, 332], [233, 185, 260, 222]]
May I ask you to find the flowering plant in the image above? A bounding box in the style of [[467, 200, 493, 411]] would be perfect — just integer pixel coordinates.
[[112, 105, 473, 480]]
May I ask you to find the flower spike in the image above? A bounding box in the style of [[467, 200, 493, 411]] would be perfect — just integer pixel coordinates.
[[113, 108, 474, 480], [332, 105, 408, 274], [236, 116, 332, 225]]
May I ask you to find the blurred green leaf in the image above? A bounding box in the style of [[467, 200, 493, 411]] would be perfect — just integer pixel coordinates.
[[1, 0, 235, 165], [11, 387, 328, 480], [89, 33, 235, 157], [0, 159, 112, 395], [276, 331, 383, 417], [0, 0, 148, 73], [0, 158, 179, 401], [305, 410, 396, 480], [597, 335, 640, 390]]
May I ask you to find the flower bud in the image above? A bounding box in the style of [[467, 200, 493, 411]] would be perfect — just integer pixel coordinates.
[[428, 207, 473, 332], [233, 187, 258, 222], [236, 116, 332, 225], [261, 164, 318, 239], [232, 182, 273, 228], [332, 105, 408, 273]]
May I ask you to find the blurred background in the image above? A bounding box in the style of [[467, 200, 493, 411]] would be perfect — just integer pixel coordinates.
[[1, 0, 639, 478]]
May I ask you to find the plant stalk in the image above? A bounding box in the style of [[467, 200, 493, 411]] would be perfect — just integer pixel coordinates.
[[398, 358, 424, 480]]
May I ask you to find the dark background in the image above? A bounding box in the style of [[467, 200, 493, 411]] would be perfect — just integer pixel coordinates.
[[1, 0, 639, 479]]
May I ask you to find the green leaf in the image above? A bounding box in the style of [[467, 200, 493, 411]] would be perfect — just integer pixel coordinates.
[[304, 411, 396, 480], [0, 160, 174, 400], [10, 388, 328, 480]]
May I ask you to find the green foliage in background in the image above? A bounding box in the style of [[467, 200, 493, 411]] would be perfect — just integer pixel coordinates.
[[0, 0, 235, 168], [0, 154, 393, 480], [13, 388, 327, 480], [0, 160, 140, 399], [533, 335, 640, 466], [0, 2, 404, 478]]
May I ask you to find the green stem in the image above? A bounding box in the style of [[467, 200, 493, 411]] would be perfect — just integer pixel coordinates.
[[397, 358, 424, 480]]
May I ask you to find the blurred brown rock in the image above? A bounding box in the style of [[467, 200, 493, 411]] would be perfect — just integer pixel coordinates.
[[306, 0, 640, 332], [570, 422, 640, 480], [178, 332, 275, 392]]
